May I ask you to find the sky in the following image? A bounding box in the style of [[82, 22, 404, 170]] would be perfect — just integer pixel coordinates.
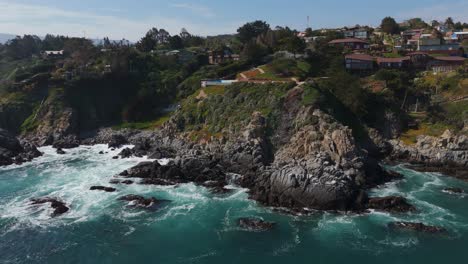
[[0, 0, 467, 41]]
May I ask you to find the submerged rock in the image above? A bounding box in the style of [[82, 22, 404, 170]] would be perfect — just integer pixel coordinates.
[[442, 187, 464, 194], [238, 218, 276, 231], [30, 197, 69, 217], [90, 186, 117, 192], [367, 196, 416, 213], [118, 194, 170, 209], [388, 222, 447, 233]]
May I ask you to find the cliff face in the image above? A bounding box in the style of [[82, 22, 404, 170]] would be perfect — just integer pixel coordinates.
[[389, 130, 468, 179], [159, 84, 389, 210], [250, 109, 367, 210]]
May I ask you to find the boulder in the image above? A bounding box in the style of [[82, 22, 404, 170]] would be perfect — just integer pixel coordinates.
[[238, 218, 275, 231], [118, 194, 170, 209], [108, 134, 128, 149], [118, 148, 133, 158]]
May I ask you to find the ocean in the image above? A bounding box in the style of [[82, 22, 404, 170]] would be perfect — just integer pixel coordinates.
[[1, 145, 467, 264]]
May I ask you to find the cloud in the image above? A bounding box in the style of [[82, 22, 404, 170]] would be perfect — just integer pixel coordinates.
[[396, 1, 468, 23], [169, 3, 215, 18], [0, 1, 230, 41]]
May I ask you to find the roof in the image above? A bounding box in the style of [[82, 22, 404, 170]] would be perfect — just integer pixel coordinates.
[[44, 50, 64, 55], [434, 56, 466, 62], [345, 53, 374, 61], [329, 38, 369, 44], [376, 57, 410, 63], [407, 51, 429, 56]]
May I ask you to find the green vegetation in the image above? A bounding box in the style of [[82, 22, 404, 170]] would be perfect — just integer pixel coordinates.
[[113, 113, 172, 130], [176, 82, 295, 138]]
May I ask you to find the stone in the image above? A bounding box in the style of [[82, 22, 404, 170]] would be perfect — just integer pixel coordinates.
[[118, 194, 170, 209], [90, 186, 116, 192]]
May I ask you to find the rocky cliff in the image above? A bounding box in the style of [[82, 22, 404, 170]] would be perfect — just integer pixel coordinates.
[[389, 130, 468, 179]]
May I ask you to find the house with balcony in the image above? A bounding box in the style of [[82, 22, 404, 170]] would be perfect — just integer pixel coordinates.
[[376, 57, 410, 69], [427, 56, 466, 72], [344, 27, 371, 39], [345, 53, 374, 71], [329, 38, 370, 50]]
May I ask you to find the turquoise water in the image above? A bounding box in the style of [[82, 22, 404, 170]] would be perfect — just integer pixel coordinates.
[[1, 145, 468, 264]]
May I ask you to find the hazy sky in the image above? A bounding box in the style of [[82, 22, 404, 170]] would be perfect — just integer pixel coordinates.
[[0, 0, 467, 41]]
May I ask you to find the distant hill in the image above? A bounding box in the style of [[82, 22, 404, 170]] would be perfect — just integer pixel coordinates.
[[0, 33, 17, 44]]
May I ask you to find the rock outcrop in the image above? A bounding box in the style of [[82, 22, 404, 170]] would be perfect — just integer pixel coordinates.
[[247, 110, 380, 210], [0, 129, 42, 166], [389, 130, 468, 180]]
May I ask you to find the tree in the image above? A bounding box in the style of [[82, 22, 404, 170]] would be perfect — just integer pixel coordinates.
[[431, 20, 440, 27], [4, 35, 42, 59], [169, 35, 184, 49], [136, 28, 159, 52], [283, 36, 306, 55], [445, 17, 455, 29], [237, 20, 270, 43], [180, 28, 191, 39], [381, 17, 400, 35], [407, 18, 429, 29], [241, 41, 268, 63]]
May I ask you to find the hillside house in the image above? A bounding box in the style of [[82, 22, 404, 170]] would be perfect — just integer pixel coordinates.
[[344, 27, 370, 39], [407, 51, 432, 69], [165, 50, 196, 63], [418, 43, 463, 56], [427, 56, 466, 72], [41, 50, 64, 59], [376, 57, 410, 69], [208, 50, 240, 65], [452, 32, 468, 41], [329, 38, 370, 50], [345, 53, 374, 71]]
